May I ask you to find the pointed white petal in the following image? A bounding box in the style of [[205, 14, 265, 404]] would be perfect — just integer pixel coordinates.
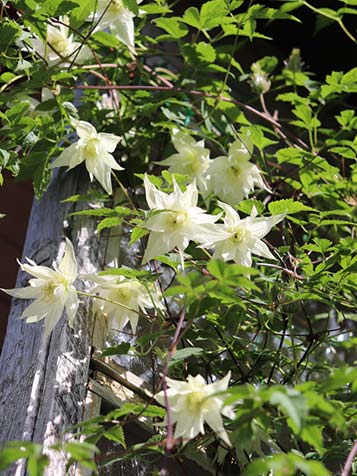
[[143, 174, 168, 209], [142, 232, 172, 264], [20, 262, 57, 281], [58, 238, 77, 282], [111, 12, 135, 52], [97, 132, 121, 152], [210, 371, 231, 394], [251, 239, 276, 260], [42, 299, 65, 340], [76, 120, 97, 139], [217, 201, 240, 227], [51, 143, 84, 170], [249, 213, 285, 239], [101, 152, 124, 171], [85, 157, 113, 195], [172, 130, 197, 152], [21, 298, 48, 321], [1, 286, 42, 299], [65, 286, 79, 327], [182, 181, 198, 208]]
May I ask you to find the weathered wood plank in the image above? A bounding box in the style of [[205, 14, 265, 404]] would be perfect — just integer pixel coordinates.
[[0, 169, 105, 476]]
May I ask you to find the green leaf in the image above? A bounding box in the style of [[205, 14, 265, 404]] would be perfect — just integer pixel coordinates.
[[69, 207, 116, 217], [268, 199, 315, 215], [169, 347, 204, 367], [99, 268, 152, 279], [17, 151, 52, 199], [0, 19, 22, 49], [123, 0, 139, 15], [154, 17, 188, 38], [181, 7, 201, 29], [64, 441, 98, 470], [41, 0, 79, 16], [200, 0, 228, 30], [71, 0, 96, 25], [237, 199, 265, 215], [320, 367, 357, 393], [91, 31, 120, 48], [0, 442, 43, 471], [130, 226, 148, 245], [300, 424, 324, 452], [104, 425, 126, 446], [61, 191, 109, 203], [270, 390, 307, 433], [97, 216, 123, 233], [100, 342, 131, 357], [195, 42, 216, 63]]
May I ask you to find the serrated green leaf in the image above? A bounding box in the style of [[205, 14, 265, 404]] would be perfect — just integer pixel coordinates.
[[154, 17, 188, 38], [168, 347, 204, 367], [268, 199, 315, 215], [104, 425, 126, 446], [69, 208, 116, 217], [97, 216, 123, 233], [130, 226, 148, 245], [100, 342, 131, 357], [237, 199, 265, 215]]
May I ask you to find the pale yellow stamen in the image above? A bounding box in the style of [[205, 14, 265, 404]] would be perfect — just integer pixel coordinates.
[[167, 211, 188, 230], [228, 226, 246, 243], [186, 391, 204, 412], [85, 138, 99, 159]]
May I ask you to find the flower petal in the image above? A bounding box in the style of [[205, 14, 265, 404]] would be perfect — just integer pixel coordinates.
[[97, 132, 121, 152], [51, 143, 84, 170], [1, 286, 42, 299], [75, 120, 97, 139], [65, 286, 79, 327], [58, 238, 78, 282]]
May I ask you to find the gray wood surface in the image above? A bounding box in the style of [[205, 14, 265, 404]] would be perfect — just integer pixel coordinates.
[[0, 169, 105, 475]]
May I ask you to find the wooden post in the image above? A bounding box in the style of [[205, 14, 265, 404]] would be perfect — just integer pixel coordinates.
[[0, 169, 105, 476]]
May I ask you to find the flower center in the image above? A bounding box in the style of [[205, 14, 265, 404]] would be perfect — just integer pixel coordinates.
[[84, 138, 99, 159], [43, 281, 57, 302], [109, 0, 124, 12], [167, 211, 187, 230], [186, 152, 203, 175], [230, 165, 241, 177], [228, 226, 246, 243], [186, 391, 204, 412], [49, 35, 69, 55], [116, 286, 132, 303]]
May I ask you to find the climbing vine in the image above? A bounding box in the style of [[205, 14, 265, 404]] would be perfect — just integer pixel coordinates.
[[1, 0, 357, 475]]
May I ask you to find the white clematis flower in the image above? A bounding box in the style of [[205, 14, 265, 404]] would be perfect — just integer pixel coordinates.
[[203, 202, 285, 267], [91, 0, 138, 54], [142, 174, 220, 263], [155, 372, 234, 445], [87, 271, 163, 333], [160, 129, 211, 193], [30, 16, 90, 66], [1, 239, 78, 340], [205, 135, 265, 205], [52, 119, 123, 195]]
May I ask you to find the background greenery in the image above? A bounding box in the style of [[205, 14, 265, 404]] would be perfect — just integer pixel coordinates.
[[0, 0, 357, 474]]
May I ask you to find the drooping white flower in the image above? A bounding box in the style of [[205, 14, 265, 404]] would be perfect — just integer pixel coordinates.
[[205, 134, 265, 205], [52, 119, 123, 195], [1, 239, 78, 340], [142, 174, 220, 263], [160, 129, 211, 193], [91, 0, 138, 53], [155, 372, 234, 445], [202, 202, 285, 267], [29, 16, 90, 66], [87, 271, 163, 333]]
